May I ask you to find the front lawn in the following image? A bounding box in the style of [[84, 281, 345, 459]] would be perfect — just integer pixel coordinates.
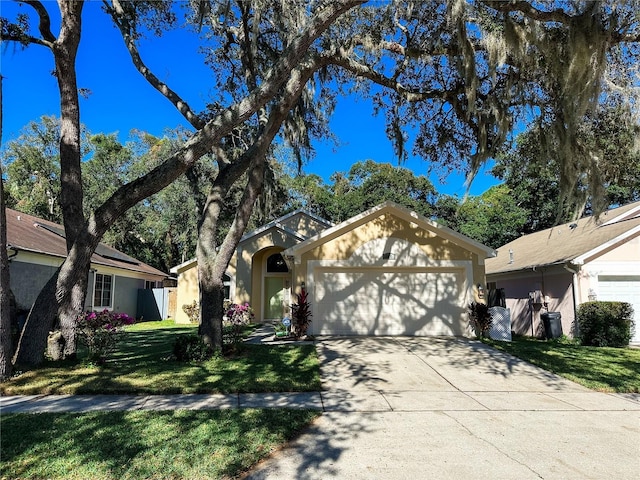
[[1, 409, 319, 480], [485, 337, 640, 393], [1, 321, 321, 395]]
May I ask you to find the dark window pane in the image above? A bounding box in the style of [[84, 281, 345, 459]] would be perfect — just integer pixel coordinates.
[[266, 253, 288, 273]]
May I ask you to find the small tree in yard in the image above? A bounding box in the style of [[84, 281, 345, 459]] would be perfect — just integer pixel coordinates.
[[291, 287, 312, 339]]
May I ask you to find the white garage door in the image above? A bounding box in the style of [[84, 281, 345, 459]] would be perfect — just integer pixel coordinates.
[[598, 276, 640, 343], [313, 268, 468, 336]]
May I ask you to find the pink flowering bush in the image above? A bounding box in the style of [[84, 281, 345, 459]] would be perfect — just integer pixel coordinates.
[[77, 309, 135, 364], [224, 302, 255, 350]]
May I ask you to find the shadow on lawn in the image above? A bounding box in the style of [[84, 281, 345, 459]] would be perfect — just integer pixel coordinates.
[[1, 327, 320, 395], [0, 409, 319, 480]]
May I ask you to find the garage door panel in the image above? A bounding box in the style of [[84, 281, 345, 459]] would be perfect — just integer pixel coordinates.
[[313, 268, 467, 336]]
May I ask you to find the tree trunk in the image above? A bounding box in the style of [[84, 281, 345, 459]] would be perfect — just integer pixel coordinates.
[[55, 240, 93, 359], [198, 156, 266, 350], [1, 169, 14, 380], [12, 270, 58, 366], [54, 1, 85, 355], [56, 0, 85, 249]]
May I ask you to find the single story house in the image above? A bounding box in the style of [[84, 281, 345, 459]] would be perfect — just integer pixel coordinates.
[[5, 208, 168, 320], [485, 200, 640, 342], [173, 201, 495, 336]]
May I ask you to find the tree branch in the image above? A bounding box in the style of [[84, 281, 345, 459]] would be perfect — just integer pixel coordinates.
[[23, 0, 56, 43], [325, 49, 451, 103], [90, 0, 366, 238], [0, 32, 52, 47], [106, 0, 205, 130], [481, 1, 573, 24]]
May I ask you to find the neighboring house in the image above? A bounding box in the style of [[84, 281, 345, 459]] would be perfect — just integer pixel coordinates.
[[173, 202, 495, 337], [5, 208, 168, 320], [486, 201, 640, 342]]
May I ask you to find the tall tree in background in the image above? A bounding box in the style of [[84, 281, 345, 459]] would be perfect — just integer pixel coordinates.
[[286, 160, 439, 223], [1, 116, 64, 223], [493, 104, 640, 234]]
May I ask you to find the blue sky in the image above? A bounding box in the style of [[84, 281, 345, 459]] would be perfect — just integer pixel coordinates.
[[1, 1, 499, 197]]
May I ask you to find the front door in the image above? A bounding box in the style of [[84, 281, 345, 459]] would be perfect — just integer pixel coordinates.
[[264, 277, 288, 321]]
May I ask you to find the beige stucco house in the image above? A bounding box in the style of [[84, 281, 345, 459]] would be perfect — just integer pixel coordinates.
[[172, 202, 495, 336], [171, 208, 332, 324], [486, 201, 640, 342]]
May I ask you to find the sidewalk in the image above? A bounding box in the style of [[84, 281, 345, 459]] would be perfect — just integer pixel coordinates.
[[1, 391, 324, 414]]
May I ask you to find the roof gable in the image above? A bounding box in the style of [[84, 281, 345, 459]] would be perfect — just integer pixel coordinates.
[[283, 201, 496, 261], [170, 210, 332, 273], [6, 208, 167, 277], [486, 200, 640, 275], [239, 209, 332, 245]]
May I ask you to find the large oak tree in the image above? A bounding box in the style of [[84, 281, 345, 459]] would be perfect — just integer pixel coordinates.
[[1, 0, 638, 365]]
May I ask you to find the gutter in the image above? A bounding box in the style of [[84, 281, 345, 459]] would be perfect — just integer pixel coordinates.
[[7, 246, 19, 262]]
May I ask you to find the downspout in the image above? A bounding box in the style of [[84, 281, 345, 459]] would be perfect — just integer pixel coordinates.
[[564, 262, 581, 337]]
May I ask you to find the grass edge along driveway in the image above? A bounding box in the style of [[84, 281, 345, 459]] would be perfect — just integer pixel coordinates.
[[484, 336, 640, 393]]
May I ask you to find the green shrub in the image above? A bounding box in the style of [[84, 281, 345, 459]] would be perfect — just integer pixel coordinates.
[[577, 301, 635, 348], [173, 334, 213, 362], [468, 301, 492, 338]]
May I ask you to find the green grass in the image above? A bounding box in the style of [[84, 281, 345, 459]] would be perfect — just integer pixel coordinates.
[[1, 321, 321, 395], [484, 336, 640, 393], [0, 409, 320, 480]]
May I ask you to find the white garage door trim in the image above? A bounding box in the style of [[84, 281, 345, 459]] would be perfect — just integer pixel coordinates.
[[597, 275, 640, 343], [307, 259, 473, 336]]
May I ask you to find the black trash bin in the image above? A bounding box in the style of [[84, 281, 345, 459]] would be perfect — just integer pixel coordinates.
[[541, 312, 563, 339]]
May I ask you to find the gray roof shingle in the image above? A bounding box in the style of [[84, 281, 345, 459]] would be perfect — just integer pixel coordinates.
[[6, 208, 167, 278], [486, 201, 640, 275]]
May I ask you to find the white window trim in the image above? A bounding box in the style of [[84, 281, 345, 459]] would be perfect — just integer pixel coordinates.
[[93, 273, 115, 310]]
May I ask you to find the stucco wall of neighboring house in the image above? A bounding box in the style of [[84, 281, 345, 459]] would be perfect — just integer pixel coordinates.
[[113, 275, 144, 316], [10, 252, 163, 319], [578, 235, 640, 303], [488, 266, 575, 337], [174, 261, 199, 324], [9, 259, 59, 311]]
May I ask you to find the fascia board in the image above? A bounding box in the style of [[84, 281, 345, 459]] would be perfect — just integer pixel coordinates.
[[601, 203, 640, 226], [573, 224, 640, 265], [170, 257, 197, 274]]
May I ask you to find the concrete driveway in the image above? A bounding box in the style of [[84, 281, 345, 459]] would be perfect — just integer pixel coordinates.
[[246, 336, 640, 479]]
